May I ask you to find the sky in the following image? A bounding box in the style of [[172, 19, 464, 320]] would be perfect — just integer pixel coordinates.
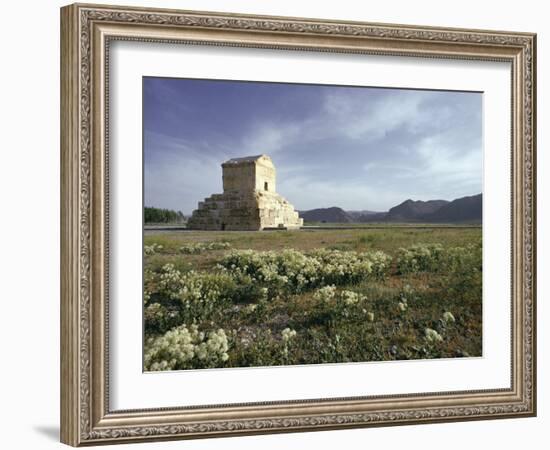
[[144, 77, 482, 214]]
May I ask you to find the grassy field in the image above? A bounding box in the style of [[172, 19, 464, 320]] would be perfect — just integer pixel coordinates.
[[143, 227, 482, 371]]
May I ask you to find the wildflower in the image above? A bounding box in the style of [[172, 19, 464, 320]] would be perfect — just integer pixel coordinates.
[[280, 328, 297, 358], [180, 241, 231, 254], [313, 285, 337, 303], [219, 248, 391, 294], [144, 243, 163, 255], [340, 290, 361, 305], [398, 302, 407, 312], [425, 328, 443, 343], [281, 328, 297, 342], [396, 243, 444, 274], [367, 312, 375, 322], [443, 311, 456, 323], [144, 325, 229, 371]]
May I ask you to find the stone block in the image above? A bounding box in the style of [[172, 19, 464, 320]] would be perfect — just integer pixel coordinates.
[[187, 154, 303, 231]]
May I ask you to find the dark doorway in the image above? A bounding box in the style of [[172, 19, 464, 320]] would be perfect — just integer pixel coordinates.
[[221, 223, 226, 231], [264, 182, 268, 191]]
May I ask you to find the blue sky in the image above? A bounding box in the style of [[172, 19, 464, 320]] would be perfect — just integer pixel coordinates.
[[144, 77, 482, 214]]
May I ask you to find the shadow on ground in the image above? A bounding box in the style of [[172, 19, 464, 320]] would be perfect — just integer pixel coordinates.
[[33, 425, 59, 441]]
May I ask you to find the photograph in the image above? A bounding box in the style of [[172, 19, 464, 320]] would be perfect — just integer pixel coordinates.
[[142, 77, 483, 371]]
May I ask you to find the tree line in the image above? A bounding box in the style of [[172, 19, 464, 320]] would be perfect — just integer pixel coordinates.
[[144, 207, 186, 224]]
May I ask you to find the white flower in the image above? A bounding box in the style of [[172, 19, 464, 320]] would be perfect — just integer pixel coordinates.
[[340, 290, 361, 305], [425, 328, 443, 343], [443, 311, 456, 323], [144, 325, 230, 371], [281, 328, 297, 342], [313, 285, 337, 303]]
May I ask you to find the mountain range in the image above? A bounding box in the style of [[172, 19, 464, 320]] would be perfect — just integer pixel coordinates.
[[299, 194, 482, 224]]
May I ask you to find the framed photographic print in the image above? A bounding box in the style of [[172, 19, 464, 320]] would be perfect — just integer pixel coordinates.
[[60, 3, 537, 446]]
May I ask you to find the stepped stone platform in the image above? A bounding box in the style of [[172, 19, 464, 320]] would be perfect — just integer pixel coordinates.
[[187, 154, 303, 231]]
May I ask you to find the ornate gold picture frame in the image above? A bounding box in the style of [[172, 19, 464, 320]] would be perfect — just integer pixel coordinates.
[[60, 3, 536, 446]]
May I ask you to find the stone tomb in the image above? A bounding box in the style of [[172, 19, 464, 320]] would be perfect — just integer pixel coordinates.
[[187, 154, 303, 230]]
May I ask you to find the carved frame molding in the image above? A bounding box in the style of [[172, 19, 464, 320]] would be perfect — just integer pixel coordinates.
[[60, 3, 536, 446]]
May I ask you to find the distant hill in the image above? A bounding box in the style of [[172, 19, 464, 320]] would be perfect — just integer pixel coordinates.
[[347, 210, 385, 222], [423, 194, 482, 223], [299, 194, 482, 224], [385, 199, 449, 222], [299, 207, 353, 223]]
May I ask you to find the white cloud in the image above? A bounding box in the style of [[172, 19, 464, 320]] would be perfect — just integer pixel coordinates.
[[321, 89, 438, 141], [145, 86, 482, 212], [240, 122, 301, 155], [233, 88, 447, 157], [144, 131, 226, 213], [278, 174, 415, 212]]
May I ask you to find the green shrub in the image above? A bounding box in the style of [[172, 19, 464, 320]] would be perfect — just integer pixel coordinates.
[[218, 248, 392, 295], [179, 241, 231, 254], [311, 285, 368, 325], [144, 303, 181, 335], [146, 264, 237, 322], [144, 324, 229, 371], [396, 242, 481, 275], [396, 243, 445, 274]]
